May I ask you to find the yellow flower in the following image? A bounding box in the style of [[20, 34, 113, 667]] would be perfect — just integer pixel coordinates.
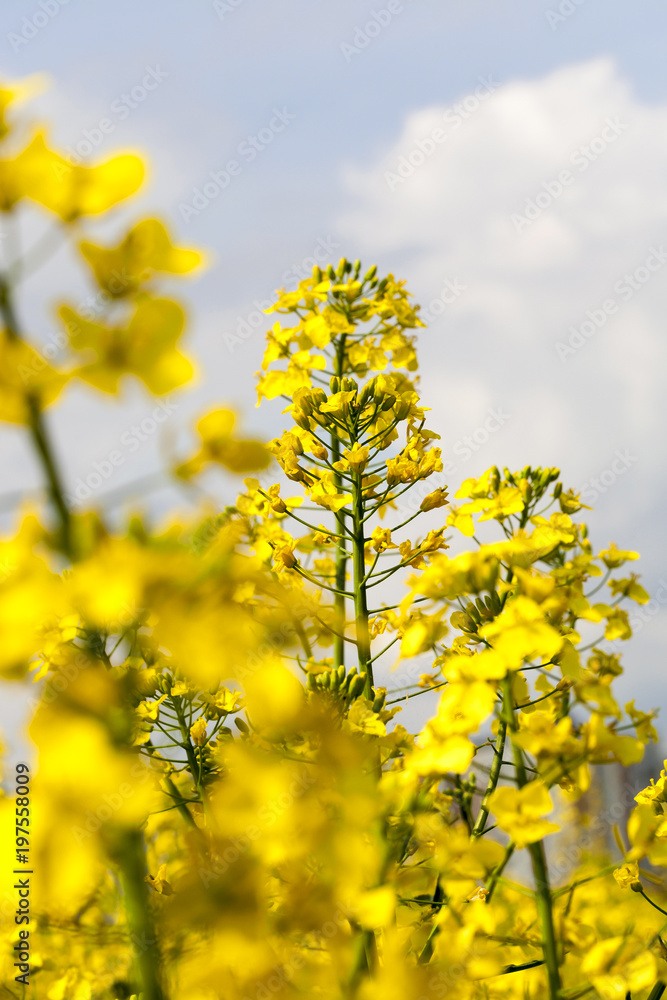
[[308, 471, 353, 512], [274, 540, 298, 571], [609, 576, 650, 605], [343, 444, 370, 473], [612, 862, 642, 890], [420, 487, 449, 512], [479, 596, 563, 669], [256, 350, 326, 402], [0, 73, 45, 140], [79, 218, 204, 297], [599, 543, 640, 569], [466, 485, 524, 522], [429, 681, 496, 738], [487, 781, 559, 848], [176, 408, 270, 477], [190, 717, 208, 747], [351, 887, 395, 929], [405, 734, 475, 776], [446, 505, 475, 537], [0, 516, 65, 677], [370, 527, 396, 553], [200, 687, 242, 718], [145, 863, 174, 895], [319, 390, 357, 419], [399, 612, 447, 657], [61, 296, 193, 395], [20, 132, 144, 220], [0, 330, 68, 423]]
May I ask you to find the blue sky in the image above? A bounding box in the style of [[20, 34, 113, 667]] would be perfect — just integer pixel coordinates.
[[1, 0, 667, 745]]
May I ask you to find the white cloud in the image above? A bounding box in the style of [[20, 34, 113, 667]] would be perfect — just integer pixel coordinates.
[[337, 57, 667, 491], [337, 57, 667, 701]]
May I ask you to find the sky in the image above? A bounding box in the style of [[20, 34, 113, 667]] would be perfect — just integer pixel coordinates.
[[1, 0, 667, 748]]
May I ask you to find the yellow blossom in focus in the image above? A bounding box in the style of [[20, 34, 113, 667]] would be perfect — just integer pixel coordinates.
[[420, 487, 449, 512], [190, 718, 208, 747], [613, 862, 642, 890]]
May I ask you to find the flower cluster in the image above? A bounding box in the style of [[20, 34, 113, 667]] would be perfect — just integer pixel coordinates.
[[1, 78, 666, 1000]]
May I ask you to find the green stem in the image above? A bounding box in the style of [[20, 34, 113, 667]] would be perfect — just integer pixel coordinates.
[[173, 701, 207, 808], [503, 676, 562, 1000], [486, 843, 514, 903], [351, 468, 373, 695], [647, 983, 666, 1000], [114, 828, 166, 1000], [331, 334, 347, 670], [472, 719, 507, 837], [418, 878, 445, 963], [0, 272, 73, 558], [639, 890, 667, 918], [27, 394, 73, 558]]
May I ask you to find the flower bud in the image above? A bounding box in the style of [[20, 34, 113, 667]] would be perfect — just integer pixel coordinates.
[[372, 690, 386, 712], [348, 674, 366, 700], [420, 488, 449, 512], [359, 380, 376, 408], [293, 412, 311, 431]]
